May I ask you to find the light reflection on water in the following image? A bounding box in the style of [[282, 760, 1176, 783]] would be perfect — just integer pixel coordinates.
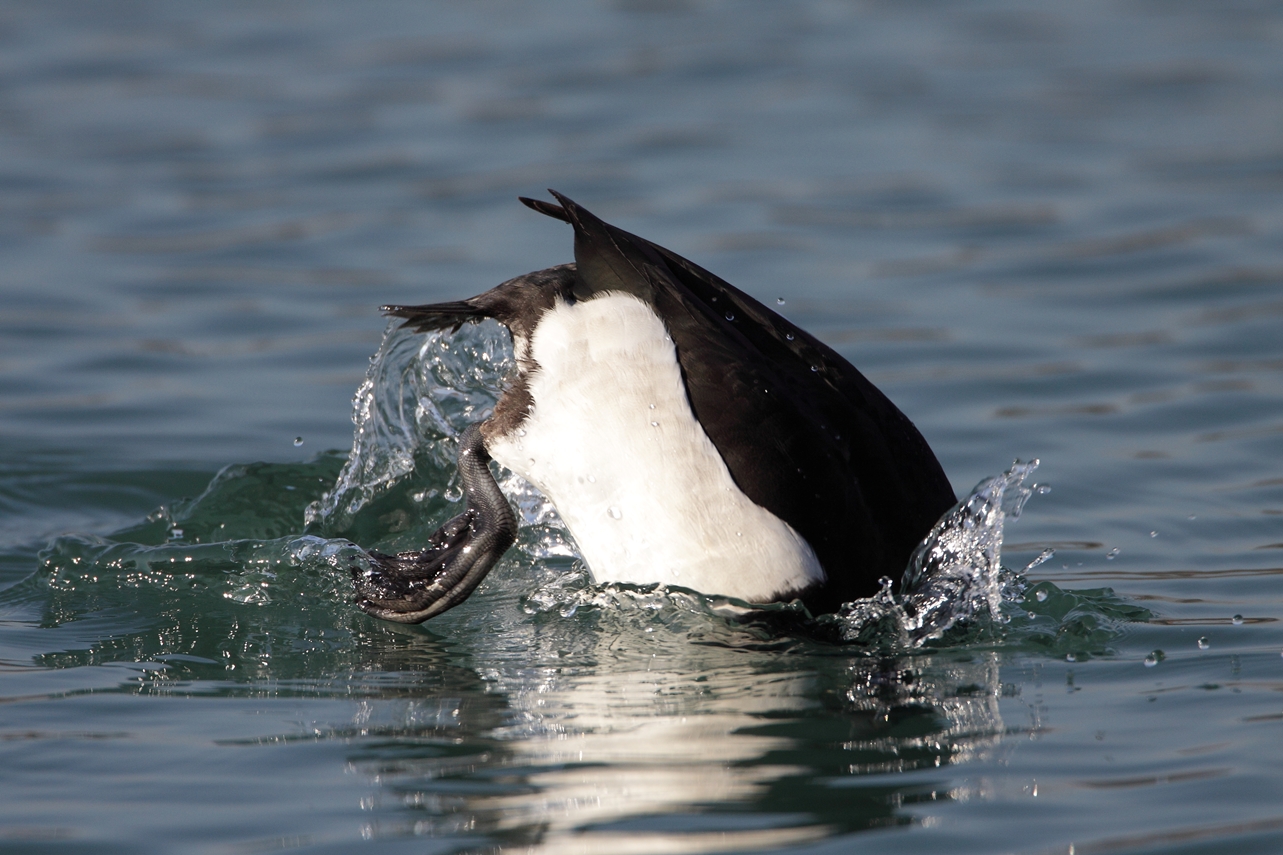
[[318, 622, 1011, 853], [349, 659, 1002, 853]]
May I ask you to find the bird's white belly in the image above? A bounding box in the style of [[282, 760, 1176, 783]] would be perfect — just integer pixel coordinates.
[[486, 292, 824, 603]]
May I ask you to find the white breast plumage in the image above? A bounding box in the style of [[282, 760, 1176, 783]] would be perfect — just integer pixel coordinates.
[[486, 292, 825, 602]]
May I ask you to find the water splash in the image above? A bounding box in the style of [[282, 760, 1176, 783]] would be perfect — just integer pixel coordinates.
[[37, 532, 361, 608], [818, 461, 1045, 648], [303, 322, 428, 530], [305, 318, 564, 550]]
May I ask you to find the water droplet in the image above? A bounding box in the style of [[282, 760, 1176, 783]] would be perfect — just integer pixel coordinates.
[[1106, 547, 1120, 559], [1066, 653, 1077, 662], [608, 507, 622, 520], [776, 297, 785, 305], [736, 531, 742, 537], [725, 312, 735, 321], [1035, 589, 1048, 602], [785, 333, 795, 341], [293, 437, 304, 447], [810, 365, 819, 372], [169, 528, 184, 539], [1232, 614, 1244, 625], [528, 458, 536, 466], [1144, 652, 1160, 667], [1036, 484, 1052, 495], [587, 475, 596, 483], [517, 428, 527, 436], [650, 420, 659, 427], [1149, 530, 1158, 537], [648, 403, 656, 409], [1197, 636, 1210, 650], [1188, 514, 1197, 520]]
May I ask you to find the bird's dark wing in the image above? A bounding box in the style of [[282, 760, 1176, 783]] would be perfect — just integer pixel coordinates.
[[522, 191, 956, 612]]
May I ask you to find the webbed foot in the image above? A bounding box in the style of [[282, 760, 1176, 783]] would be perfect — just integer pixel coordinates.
[[352, 423, 517, 623]]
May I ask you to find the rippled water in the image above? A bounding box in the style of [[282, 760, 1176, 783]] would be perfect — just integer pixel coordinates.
[[3, 2, 1283, 853]]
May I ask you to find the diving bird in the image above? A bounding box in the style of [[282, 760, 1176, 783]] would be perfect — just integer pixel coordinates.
[[352, 191, 956, 623]]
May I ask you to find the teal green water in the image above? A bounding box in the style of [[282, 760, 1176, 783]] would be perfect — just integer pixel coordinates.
[[4, 2, 1283, 853]]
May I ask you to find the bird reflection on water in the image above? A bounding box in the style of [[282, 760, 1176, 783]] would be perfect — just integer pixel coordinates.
[[341, 626, 1007, 853]]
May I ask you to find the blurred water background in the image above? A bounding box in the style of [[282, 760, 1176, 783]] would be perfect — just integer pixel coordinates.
[[2, 2, 1283, 853]]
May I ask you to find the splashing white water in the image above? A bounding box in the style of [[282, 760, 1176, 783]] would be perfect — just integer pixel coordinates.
[[824, 460, 1046, 646], [314, 320, 1045, 645], [304, 323, 425, 529], [306, 319, 563, 538]]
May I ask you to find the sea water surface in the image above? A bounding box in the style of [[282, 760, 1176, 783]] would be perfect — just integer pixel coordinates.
[[3, 2, 1283, 853]]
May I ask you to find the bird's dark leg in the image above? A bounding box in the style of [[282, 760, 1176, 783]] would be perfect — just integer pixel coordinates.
[[352, 422, 517, 623]]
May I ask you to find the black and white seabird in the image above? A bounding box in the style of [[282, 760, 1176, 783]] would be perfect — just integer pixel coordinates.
[[353, 191, 957, 623]]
